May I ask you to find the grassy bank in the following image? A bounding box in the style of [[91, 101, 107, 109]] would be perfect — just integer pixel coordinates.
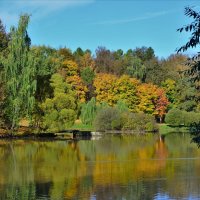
[[71, 121, 190, 136], [70, 120, 93, 131], [0, 122, 191, 138], [158, 124, 189, 136]]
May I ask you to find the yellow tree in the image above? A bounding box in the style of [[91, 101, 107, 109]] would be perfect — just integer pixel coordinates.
[[114, 75, 140, 112], [67, 75, 88, 103], [79, 52, 95, 71], [93, 73, 117, 105], [94, 74, 140, 111], [58, 60, 78, 77], [57, 59, 88, 103], [136, 83, 158, 114]]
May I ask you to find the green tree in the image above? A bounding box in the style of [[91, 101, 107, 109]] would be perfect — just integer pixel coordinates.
[[177, 7, 200, 53], [133, 46, 155, 62], [160, 54, 187, 82], [165, 108, 184, 126], [30, 45, 58, 102], [74, 47, 84, 58], [3, 14, 36, 131], [161, 79, 176, 106], [41, 73, 76, 132], [177, 7, 200, 82], [0, 18, 9, 54], [174, 78, 198, 112], [144, 58, 166, 85], [80, 97, 97, 125], [126, 56, 146, 81], [81, 67, 95, 100], [81, 67, 95, 85], [58, 47, 75, 61], [0, 18, 9, 126]]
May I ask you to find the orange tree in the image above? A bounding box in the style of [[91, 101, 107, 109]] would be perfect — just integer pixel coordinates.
[[136, 83, 169, 122]]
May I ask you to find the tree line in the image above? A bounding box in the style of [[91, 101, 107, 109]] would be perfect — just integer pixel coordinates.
[[0, 11, 199, 133]]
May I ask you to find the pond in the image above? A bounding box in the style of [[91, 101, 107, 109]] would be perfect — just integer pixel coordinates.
[[0, 133, 200, 200]]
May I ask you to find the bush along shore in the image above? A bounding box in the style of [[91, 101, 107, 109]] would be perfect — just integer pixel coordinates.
[[165, 108, 200, 132], [0, 99, 159, 138], [80, 99, 159, 134]]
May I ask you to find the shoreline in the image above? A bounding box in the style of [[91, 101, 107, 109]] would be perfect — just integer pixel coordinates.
[[0, 124, 192, 140]]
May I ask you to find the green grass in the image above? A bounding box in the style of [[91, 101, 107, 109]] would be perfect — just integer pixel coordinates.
[[158, 123, 189, 136], [71, 122, 190, 135], [71, 122, 94, 131]]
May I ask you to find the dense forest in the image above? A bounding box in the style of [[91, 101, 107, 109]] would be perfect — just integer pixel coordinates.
[[0, 12, 200, 134]]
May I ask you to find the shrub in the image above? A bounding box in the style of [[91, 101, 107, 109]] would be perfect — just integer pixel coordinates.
[[166, 108, 200, 128], [165, 108, 184, 126], [111, 118, 122, 130], [183, 111, 200, 127], [94, 106, 158, 132], [144, 115, 158, 132], [122, 113, 158, 132], [93, 107, 121, 131]]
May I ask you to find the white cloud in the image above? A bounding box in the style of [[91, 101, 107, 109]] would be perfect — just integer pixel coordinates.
[[0, 0, 93, 27], [92, 10, 175, 25]]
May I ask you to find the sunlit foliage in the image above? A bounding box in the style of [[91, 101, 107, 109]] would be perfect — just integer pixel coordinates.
[[41, 73, 76, 132], [3, 15, 36, 131]]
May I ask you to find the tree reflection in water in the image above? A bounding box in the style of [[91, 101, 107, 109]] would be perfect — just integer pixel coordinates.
[[0, 134, 200, 199]]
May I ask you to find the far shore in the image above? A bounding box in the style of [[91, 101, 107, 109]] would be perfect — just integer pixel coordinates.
[[0, 123, 192, 140]]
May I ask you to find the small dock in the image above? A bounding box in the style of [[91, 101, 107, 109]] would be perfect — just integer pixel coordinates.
[[55, 130, 92, 139]]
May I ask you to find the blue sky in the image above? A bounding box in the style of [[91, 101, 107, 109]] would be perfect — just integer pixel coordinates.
[[0, 0, 200, 58]]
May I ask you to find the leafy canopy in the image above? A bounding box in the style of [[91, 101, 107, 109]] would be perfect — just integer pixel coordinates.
[[3, 14, 36, 130]]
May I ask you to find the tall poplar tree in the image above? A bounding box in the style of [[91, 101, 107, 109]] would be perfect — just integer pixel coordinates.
[[0, 19, 9, 127], [0, 18, 9, 54], [3, 14, 36, 131]]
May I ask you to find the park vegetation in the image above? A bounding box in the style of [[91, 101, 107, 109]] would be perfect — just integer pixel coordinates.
[[1, 8, 200, 135]]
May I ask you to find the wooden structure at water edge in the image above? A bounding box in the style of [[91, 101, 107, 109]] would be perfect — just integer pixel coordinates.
[[55, 130, 92, 139]]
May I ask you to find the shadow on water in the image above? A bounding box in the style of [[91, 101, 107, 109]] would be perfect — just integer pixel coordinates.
[[190, 134, 200, 148], [186, 123, 200, 147]]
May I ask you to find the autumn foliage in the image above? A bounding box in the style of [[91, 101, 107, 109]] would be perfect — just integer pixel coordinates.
[[93, 73, 169, 119], [137, 83, 169, 122], [0, 14, 199, 133]]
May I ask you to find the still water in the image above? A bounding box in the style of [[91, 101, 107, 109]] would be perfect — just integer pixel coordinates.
[[0, 133, 200, 200]]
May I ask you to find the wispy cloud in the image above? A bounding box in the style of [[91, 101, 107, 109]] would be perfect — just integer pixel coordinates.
[[92, 10, 174, 25], [0, 0, 93, 27]]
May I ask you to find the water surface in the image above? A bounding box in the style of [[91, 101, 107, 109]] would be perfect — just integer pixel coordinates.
[[0, 133, 200, 200]]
